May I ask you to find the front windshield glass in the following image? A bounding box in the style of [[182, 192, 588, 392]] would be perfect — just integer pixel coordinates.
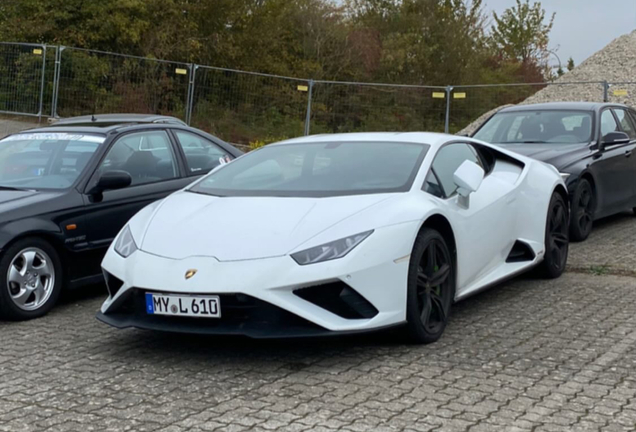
[[474, 110, 593, 144], [0, 132, 104, 190], [189, 141, 429, 197]]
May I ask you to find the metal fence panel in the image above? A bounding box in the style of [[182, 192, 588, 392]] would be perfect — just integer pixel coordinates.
[[0, 42, 46, 117], [0, 42, 630, 146], [310, 81, 448, 135], [55, 47, 191, 120], [607, 82, 636, 106], [190, 66, 309, 145]]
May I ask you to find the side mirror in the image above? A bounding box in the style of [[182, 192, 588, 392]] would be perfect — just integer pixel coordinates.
[[88, 170, 132, 195], [601, 131, 630, 148], [453, 160, 485, 202]]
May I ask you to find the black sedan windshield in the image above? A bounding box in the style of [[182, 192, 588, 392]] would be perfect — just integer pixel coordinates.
[[190, 141, 429, 197], [474, 110, 593, 144], [0, 132, 104, 190]]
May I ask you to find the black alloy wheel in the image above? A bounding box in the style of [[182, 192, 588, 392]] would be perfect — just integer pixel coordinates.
[[570, 178, 594, 242], [406, 228, 454, 344], [537, 192, 569, 279]]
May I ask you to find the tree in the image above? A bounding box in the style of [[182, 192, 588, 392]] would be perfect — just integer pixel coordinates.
[[567, 57, 575, 71], [490, 0, 555, 66]]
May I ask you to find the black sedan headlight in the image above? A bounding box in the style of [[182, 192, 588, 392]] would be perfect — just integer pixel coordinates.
[[291, 230, 373, 265], [114, 225, 138, 258]]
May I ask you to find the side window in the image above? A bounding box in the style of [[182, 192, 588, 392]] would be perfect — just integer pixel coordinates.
[[174, 131, 233, 176], [613, 109, 636, 139], [100, 131, 177, 186], [424, 144, 482, 198], [600, 110, 619, 137], [423, 171, 444, 198]]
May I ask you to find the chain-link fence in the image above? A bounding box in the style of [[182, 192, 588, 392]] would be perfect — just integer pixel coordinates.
[[0, 42, 631, 144]]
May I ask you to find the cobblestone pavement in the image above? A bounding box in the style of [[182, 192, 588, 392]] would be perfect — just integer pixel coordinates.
[[568, 211, 636, 276], [1, 214, 636, 431]]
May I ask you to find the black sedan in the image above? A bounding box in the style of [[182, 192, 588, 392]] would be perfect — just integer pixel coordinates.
[[472, 102, 636, 241], [0, 114, 242, 320]]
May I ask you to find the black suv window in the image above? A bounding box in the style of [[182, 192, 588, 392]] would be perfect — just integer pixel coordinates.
[[613, 108, 636, 140], [424, 143, 482, 198], [600, 110, 620, 137]]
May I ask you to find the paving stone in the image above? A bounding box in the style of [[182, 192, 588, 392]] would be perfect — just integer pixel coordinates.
[[2, 217, 636, 431]]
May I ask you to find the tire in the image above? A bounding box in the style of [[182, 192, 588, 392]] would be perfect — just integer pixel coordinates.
[[537, 193, 570, 279], [569, 178, 594, 242], [0, 237, 63, 321], [405, 228, 455, 344]]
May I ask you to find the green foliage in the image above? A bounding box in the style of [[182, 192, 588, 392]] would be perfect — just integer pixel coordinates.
[[0, 0, 557, 142], [491, 0, 555, 65], [567, 57, 575, 71], [589, 265, 610, 276]]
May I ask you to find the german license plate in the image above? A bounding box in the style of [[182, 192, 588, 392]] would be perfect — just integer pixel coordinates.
[[145, 293, 220, 318]]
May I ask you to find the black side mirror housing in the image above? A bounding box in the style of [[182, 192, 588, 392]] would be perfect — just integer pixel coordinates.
[[601, 131, 630, 149], [88, 170, 132, 195]]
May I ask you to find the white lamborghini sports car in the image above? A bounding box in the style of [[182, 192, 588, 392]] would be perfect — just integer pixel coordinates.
[[98, 132, 569, 343]]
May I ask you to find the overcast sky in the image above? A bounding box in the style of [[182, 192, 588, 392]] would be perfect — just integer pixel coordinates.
[[482, 0, 636, 67]]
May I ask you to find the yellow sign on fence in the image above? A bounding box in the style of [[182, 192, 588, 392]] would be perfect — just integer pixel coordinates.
[[613, 89, 628, 97], [297, 85, 309, 92], [33, 49, 43, 55], [453, 92, 467, 99], [175, 68, 188, 75], [432, 92, 445, 99]]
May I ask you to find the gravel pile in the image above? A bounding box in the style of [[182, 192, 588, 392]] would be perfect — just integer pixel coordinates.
[[459, 29, 636, 135]]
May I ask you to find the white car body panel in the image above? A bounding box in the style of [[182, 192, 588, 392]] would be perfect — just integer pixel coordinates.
[[99, 132, 565, 336]]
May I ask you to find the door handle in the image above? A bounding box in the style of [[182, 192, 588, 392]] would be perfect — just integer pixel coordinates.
[[626, 150, 633, 158]]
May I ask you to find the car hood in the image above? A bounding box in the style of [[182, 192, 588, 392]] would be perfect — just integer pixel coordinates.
[[0, 189, 66, 218], [138, 191, 395, 261], [494, 143, 590, 170]]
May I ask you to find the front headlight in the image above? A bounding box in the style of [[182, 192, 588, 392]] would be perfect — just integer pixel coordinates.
[[560, 172, 571, 180], [291, 230, 373, 265], [114, 225, 138, 258]]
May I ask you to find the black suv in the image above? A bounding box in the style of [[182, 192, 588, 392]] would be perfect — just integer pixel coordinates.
[[0, 114, 242, 320], [472, 102, 636, 241]]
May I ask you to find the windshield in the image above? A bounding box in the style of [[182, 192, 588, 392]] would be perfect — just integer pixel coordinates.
[[0, 132, 104, 190], [189, 141, 429, 197], [474, 110, 593, 144]]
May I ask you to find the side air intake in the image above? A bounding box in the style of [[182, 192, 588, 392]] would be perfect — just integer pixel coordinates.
[[506, 240, 536, 263], [294, 282, 378, 319]]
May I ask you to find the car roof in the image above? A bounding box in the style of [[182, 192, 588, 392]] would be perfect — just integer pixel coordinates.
[[49, 113, 187, 127], [274, 132, 456, 148], [499, 101, 628, 113], [17, 122, 189, 136]]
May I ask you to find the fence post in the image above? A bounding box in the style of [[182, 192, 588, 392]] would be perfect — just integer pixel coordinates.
[[304, 79, 314, 136], [185, 64, 197, 125], [51, 46, 64, 118], [603, 80, 609, 102], [444, 85, 453, 134], [37, 45, 46, 121]]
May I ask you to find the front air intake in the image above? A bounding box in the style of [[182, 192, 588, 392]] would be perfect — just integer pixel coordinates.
[[294, 282, 378, 319], [103, 271, 124, 297]]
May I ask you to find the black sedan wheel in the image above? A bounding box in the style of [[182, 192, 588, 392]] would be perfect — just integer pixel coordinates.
[[537, 192, 569, 279], [405, 228, 454, 344], [0, 237, 62, 320], [569, 178, 594, 242]]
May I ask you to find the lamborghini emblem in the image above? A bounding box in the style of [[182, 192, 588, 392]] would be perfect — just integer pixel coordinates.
[[185, 269, 197, 280]]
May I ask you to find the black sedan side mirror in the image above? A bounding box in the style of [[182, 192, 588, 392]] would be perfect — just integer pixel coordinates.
[[88, 170, 132, 195], [601, 131, 630, 148]]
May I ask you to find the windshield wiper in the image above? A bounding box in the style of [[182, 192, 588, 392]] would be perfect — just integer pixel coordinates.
[[0, 185, 33, 191]]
